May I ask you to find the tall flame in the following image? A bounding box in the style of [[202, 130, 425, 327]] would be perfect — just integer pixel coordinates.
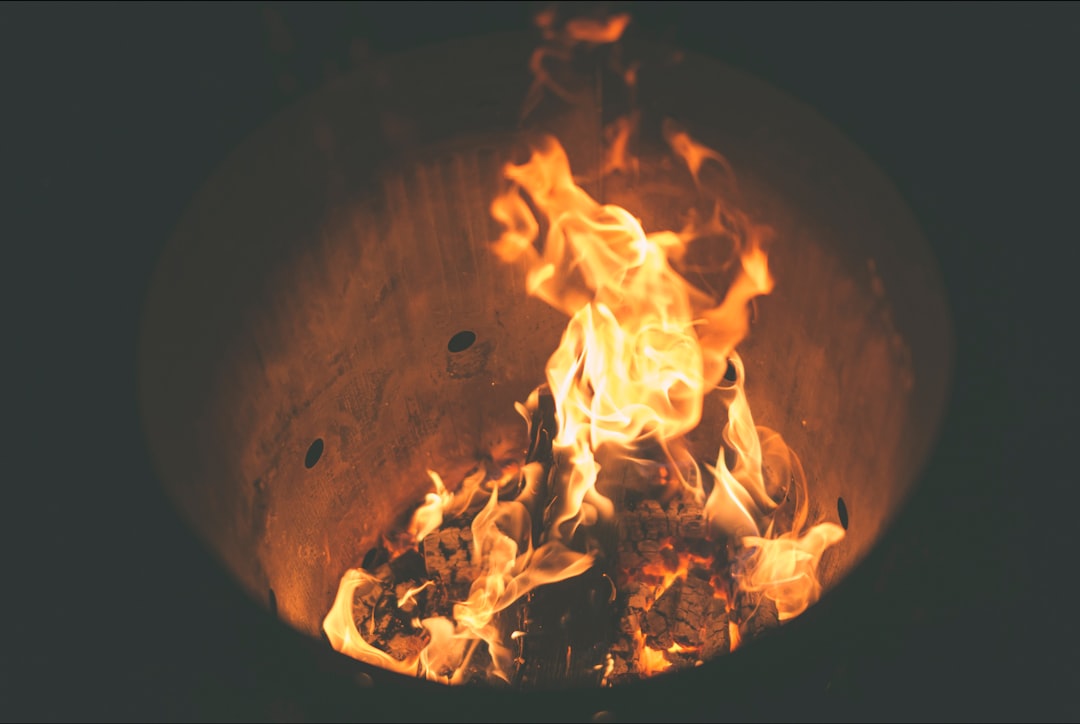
[[493, 124, 842, 635]]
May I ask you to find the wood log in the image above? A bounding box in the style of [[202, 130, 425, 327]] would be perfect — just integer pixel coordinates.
[[735, 591, 780, 641], [639, 574, 725, 652], [701, 596, 731, 659], [514, 567, 618, 688], [618, 499, 707, 549]]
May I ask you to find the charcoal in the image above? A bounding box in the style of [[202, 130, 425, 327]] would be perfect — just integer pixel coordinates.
[[701, 597, 731, 659], [421, 525, 478, 599], [390, 548, 427, 582], [639, 574, 719, 651], [638, 499, 672, 539]]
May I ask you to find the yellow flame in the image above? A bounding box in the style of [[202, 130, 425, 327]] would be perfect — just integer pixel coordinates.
[[396, 580, 434, 610], [741, 523, 846, 620], [491, 129, 844, 656], [322, 568, 419, 675]]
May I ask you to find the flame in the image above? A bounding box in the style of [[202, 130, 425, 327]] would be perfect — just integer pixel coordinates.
[[489, 126, 843, 666], [522, 11, 631, 119], [449, 486, 594, 682], [326, 10, 845, 683], [600, 114, 639, 178], [740, 523, 847, 620], [396, 580, 434, 610], [640, 541, 714, 598], [728, 620, 742, 652], [491, 128, 779, 528], [322, 568, 419, 675], [408, 470, 451, 544], [324, 482, 593, 685], [636, 632, 672, 676], [663, 119, 734, 188]]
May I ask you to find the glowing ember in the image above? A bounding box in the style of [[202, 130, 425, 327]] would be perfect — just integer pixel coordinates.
[[323, 10, 843, 686]]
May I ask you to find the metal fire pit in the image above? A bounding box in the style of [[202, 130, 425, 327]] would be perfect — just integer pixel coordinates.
[[138, 31, 951, 692]]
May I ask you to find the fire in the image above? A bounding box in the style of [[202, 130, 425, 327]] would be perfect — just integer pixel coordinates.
[[639, 540, 713, 596], [740, 523, 846, 621], [729, 620, 742, 652], [637, 632, 672, 676], [323, 9, 844, 685]]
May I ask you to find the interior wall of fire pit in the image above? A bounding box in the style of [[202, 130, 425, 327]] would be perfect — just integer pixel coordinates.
[[138, 34, 951, 644]]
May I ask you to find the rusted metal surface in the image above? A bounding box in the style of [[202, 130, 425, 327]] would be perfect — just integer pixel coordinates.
[[137, 32, 951, 654]]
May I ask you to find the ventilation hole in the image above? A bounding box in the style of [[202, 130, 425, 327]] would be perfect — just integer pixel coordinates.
[[267, 588, 277, 616], [722, 358, 738, 385], [591, 712, 617, 723], [354, 671, 374, 688], [304, 438, 324, 469], [447, 330, 476, 353], [837, 496, 849, 530]]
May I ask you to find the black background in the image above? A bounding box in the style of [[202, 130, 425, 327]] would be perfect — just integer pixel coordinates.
[[4, 2, 1076, 721]]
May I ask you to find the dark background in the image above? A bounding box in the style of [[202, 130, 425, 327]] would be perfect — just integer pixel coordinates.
[[4, 2, 1075, 721]]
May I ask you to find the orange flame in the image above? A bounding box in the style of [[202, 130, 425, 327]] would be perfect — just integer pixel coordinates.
[[491, 125, 843, 649], [663, 119, 734, 188], [522, 11, 631, 119], [640, 542, 714, 598], [636, 632, 672, 676]]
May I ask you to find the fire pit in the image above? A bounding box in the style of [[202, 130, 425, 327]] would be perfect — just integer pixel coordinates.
[[138, 21, 951, 694]]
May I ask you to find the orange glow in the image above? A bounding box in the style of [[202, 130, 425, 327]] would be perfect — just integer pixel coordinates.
[[565, 14, 631, 44]]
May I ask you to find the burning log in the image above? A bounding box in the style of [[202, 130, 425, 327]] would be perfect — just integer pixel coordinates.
[[616, 498, 707, 574], [604, 495, 733, 682], [420, 525, 477, 604], [734, 591, 780, 642], [640, 575, 729, 657]]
